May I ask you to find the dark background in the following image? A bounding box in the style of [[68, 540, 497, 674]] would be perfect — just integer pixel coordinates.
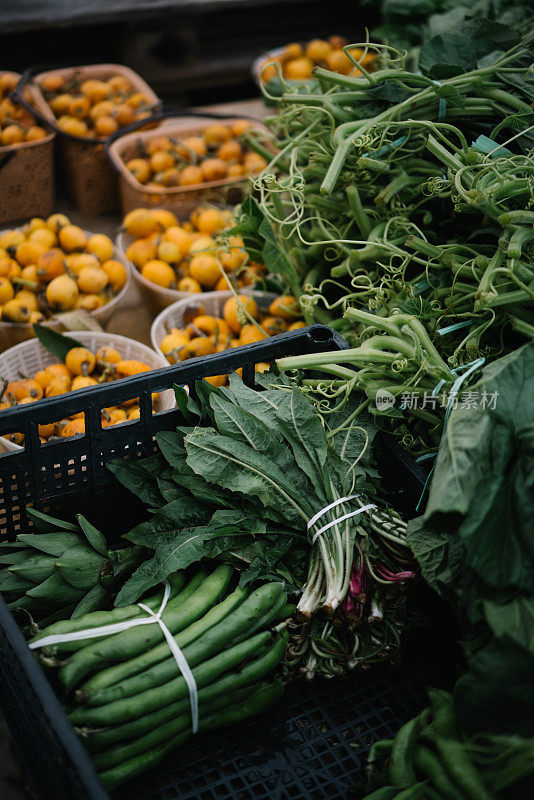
[[0, 0, 377, 106]]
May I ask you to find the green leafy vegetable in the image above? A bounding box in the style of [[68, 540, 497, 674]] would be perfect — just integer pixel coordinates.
[[33, 324, 84, 362]]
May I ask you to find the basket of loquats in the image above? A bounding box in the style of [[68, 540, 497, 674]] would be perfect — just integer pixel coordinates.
[[22, 64, 160, 215], [107, 116, 270, 216], [0, 329, 172, 452], [116, 205, 269, 316], [252, 36, 378, 93], [0, 71, 55, 226], [151, 290, 306, 386], [0, 213, 130, 350]]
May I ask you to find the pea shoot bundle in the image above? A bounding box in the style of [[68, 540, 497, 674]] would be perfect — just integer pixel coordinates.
[[236, 21, 534, 454]]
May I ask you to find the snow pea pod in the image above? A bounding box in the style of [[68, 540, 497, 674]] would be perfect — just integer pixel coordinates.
[[99, 680, 283, 791], [59, 565, 231, 691], [81, 583, 248, 696], [81, 582, 284, 706]]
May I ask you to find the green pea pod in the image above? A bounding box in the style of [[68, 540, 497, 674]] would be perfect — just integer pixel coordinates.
[[432, 734, 496, 800], [392, 782, 428, 799], [414, 745, 467, 800], [390, 711, 430, 788], [428, 690, 456, 738], [369, 739, 394, 764], [363, 788, 398, 800]]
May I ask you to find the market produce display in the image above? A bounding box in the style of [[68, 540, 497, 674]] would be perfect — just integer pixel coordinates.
[[0, 215, 127, 321], [0, 73, 48, 146], [157, 293, 305, 373], [258, 37, 377, 83], [0, 5, 532, 799], [123, 121, 267, 189], [39, 72, 156, 139], [123, 205, 269, 292], [0, 326, 160, 445]]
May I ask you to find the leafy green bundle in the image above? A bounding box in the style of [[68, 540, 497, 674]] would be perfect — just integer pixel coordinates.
[[359, 341, 534, 797], [408, 340, 534, 734], [368, 0, 531, 51], [108, 373, 415, 676], [0, 508, 141, 626]]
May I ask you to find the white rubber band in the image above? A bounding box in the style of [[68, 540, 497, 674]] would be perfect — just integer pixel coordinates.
[[308, 496, 377, 544], [307, 494, 360, 529], [29, 579, 199, 733]]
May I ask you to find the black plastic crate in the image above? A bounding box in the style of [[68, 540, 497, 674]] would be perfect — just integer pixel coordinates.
[[0, 324, 428, 800]]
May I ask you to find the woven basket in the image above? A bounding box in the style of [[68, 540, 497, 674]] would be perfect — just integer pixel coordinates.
[[108, 117, 265, 217], [30, 65, 160, 215], [0, 226, 131, 351], [150, 290, 277, 355], [0, 330, 173, 452], [0, 71, 55, 226]]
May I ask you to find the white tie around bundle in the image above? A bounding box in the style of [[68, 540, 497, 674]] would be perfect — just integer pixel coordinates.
[[28, 580, 199, 733], [308, 494, 377, 544]]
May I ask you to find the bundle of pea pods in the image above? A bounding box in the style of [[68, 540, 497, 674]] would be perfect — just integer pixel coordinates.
[[31, 565, 291, 791]]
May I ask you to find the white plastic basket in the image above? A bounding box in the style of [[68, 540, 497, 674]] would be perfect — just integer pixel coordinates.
[[0, 330, 173, 452], [0, 227, 131, 351], [150, 290, 277, 355]]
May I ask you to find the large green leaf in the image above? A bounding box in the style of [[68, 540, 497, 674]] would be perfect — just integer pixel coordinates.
[[275, 389, 330, 501], [419, 21, 520, 79], [455, 637, 534, 736], [410, 342, 534, 601], [209, 394, 305, 489], [116, 510, 256, 605], [156, 430, 188, 469], [483, 597, 534, 653], [125, 497, 212, 546], [33, 324, 84, 362], [184, 427, 311, 523], [107, 458, 166, 508]]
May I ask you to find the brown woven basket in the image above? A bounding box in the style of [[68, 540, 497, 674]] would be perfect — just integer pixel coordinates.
[[108, 117, 266, 217], [30, 64, 160, 216], [0, 225, 131, 352], [0, 72, 55, 227]]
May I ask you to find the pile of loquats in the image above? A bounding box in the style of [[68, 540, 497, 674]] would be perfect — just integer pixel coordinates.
[[159, 293, 306, 385], [124, 206, 267, 293], [0, 73, 48, 147], [0, 345, 157, 446], [39, 72, 156, 139], [259, 37, 377, 82], [0, 214, 127, 324], [124, 121, 267, 189]]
